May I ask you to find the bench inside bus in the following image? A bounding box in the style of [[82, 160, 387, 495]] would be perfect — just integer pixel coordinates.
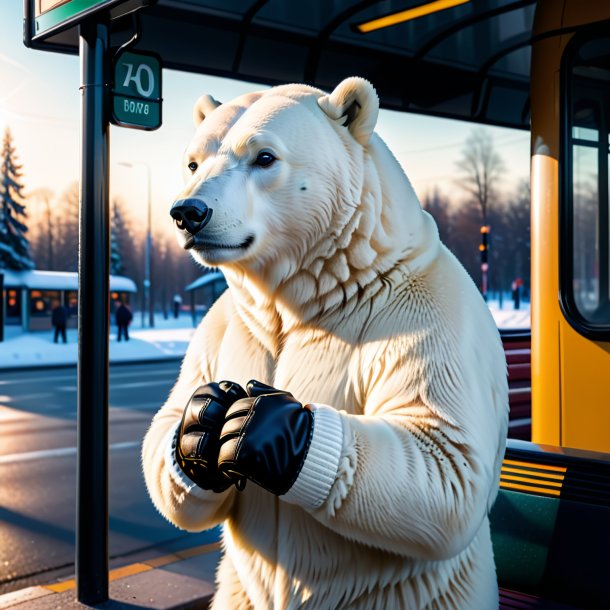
[[491, 439, 610, 609], [502, 330, 532, 441]]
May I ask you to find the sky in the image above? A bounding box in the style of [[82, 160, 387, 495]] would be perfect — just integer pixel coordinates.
[[0, 4, 530, 240]]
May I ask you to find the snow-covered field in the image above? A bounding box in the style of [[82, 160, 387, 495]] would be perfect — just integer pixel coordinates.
[[0, 301, 530, 370]]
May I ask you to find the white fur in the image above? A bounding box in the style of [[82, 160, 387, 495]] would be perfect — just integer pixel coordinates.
[[142, 77, 508, 609]]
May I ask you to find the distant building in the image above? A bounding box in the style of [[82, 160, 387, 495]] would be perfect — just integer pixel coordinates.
[[1, 269, 137, 331], [184, 271, 227, 324]]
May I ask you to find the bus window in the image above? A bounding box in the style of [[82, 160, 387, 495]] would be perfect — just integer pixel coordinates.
[[562, 34, 610, 335]]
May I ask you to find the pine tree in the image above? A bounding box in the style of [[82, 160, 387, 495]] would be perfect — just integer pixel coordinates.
[[110, 197, 128, 276], [0, 127, 34, 270]]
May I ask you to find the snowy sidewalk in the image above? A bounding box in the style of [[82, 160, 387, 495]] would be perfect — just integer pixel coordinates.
[[0, 303, 530, 371], [0, 314, 197, 370], [488, 300, 531, 330]]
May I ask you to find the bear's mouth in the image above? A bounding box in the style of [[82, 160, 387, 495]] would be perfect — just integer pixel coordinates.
[[189, 234, 255, 252]]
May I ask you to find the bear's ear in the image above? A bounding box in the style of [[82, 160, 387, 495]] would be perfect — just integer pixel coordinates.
[[193, 94, 222, 127], [318, 77, 379, 145]]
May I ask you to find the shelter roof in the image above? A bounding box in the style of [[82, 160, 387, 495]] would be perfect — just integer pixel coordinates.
[[185, 271, 226, 292], [31, 0, 537, 129], [3, 270, 138, 292]]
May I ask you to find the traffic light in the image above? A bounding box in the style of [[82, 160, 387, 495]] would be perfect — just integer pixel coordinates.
[[479, 225, 490, 264]]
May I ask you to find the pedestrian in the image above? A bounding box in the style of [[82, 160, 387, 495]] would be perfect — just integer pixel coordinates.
[[115, 300, 133, 341], [512, 278, 522, 310], [173, 293, 182, 319], [51, 300, 68, 344]]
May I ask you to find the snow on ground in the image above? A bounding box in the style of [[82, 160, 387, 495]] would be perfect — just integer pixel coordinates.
[[488, 298, 531, 330], [0, 313, 198, 369], [0, 299, 530, 370]]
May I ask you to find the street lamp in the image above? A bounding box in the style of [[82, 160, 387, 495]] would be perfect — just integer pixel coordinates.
[[118, 161, 154, 328]]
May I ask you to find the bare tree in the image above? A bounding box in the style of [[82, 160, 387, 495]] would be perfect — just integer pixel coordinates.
[[54, 181, 80, 271], [28, 187, 55, 270], [422, 187, 453, 246], [456, 128, 505, 298], [152, 230, 201, 316], [488, 178, 530, 301], [456, 128, 505, 224]]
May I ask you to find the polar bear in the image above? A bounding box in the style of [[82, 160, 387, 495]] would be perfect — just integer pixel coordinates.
[[142, 77, 508, 610]]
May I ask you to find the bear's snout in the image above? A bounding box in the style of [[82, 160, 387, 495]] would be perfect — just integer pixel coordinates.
[[170, 198, 213, 247]]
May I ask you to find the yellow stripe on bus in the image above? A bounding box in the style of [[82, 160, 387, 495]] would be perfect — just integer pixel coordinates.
[[501, 465, 565, 481], [500, 473, 563, 488], [500, 481, 562, 496]]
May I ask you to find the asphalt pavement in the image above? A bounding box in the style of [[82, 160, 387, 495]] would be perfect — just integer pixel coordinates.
[[0, 361, 220, 596]]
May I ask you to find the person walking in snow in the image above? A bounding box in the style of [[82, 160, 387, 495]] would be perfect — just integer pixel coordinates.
[[173, 293, 183, 319], [51, 301, 68, 344], [115, 300, 133, 342]]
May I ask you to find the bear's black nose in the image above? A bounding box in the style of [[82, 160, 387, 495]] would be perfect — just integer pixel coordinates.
[[170, 198, 213, 236]]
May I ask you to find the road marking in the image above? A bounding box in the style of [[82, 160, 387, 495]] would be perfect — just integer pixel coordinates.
[[111, 402, 156, 409], [59, 380, 173, 392], [0, 441, 140, 465], [0, 393, 51, 402], [0, 368, 178, 386], [0, 375, 73, 385]]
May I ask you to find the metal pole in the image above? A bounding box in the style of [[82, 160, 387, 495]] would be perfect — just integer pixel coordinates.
[[146, 165, 154, 327], [76, 20, 110, 604]]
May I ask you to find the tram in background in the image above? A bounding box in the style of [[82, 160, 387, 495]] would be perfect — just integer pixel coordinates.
[[25, 0, 610, 607]]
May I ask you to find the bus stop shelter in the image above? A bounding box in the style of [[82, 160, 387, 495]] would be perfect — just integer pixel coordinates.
[[2, 270, 136, 331], [24, 0, 541, 604]]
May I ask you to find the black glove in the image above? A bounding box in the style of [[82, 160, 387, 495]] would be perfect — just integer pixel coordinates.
[[176, 381, 247, 492], [217, 380, 314, 495]]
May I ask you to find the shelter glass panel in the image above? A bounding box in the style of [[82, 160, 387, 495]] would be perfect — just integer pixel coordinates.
[[66, 290, 78, 317], [565, 35, 610, 329], [6, 289, 22, 325], [30, 289, 60, 317]]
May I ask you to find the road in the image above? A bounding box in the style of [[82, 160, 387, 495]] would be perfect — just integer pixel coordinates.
[[0, 361, 219, 595]]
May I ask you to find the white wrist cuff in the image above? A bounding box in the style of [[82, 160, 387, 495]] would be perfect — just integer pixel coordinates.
[[281, 404, 344, 510]]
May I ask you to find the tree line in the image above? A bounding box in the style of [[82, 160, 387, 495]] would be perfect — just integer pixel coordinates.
[[0, 127, 201, 315], [423, 128, 530, 301], [1, 124, 531, 310], [27, 184, 202, 314]]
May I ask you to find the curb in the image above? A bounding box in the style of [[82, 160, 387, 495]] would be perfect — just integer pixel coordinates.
[[0, 542, 219, 610]]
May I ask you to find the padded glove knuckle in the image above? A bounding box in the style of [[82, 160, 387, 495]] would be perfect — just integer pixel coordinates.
[[218, 437, 241, 469], [220, 414, 248, 438], [217, 390, 314, 495], [175, 379, 247, 492]]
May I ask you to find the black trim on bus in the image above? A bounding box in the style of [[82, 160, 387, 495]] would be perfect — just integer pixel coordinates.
[[505, 439, 610, 507], [500, 328, 531, 341], [559, 24, 610, 342]]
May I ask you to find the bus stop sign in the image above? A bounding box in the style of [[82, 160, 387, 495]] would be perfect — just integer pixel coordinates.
[[112, 51, 162, 130]]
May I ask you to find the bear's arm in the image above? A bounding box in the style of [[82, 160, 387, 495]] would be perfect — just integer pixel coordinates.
[[283, 330, 508, 561], [142, 290, 236, 532]]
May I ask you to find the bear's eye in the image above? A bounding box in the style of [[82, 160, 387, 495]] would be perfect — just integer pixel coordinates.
[[187, 161, 198, 172], [253, 151, 276, 168]]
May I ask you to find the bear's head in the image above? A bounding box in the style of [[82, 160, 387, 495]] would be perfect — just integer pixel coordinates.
[[171, 77, 434, 316]]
